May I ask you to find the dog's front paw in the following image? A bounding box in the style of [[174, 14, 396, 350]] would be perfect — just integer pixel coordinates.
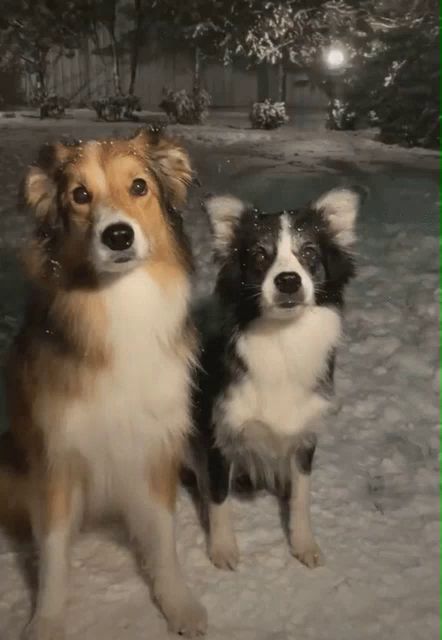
[[164, 592, 207, 637], [22, 616, 65, 640], [154, 578, 207, 637], [290, 538, 325, 569], [209, 531, 239, 571]]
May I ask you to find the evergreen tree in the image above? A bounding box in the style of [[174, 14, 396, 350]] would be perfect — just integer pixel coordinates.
[[328, 0, 439, 148]]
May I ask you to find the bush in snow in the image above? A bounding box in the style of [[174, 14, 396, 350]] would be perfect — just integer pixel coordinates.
[[249, 100, 289, 130], [192, 86, 212, 123], [39, 95, 69, 120], [159, 87, 211, 125], [326, 98, 356, 131], [92, 95, 142, 122], [29, 87, 68, 119]]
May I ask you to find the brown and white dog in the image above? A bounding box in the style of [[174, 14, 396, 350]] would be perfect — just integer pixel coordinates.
[[1, 128, 207, 639]]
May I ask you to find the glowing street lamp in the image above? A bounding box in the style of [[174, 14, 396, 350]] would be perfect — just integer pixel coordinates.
[[326, 47, 345, 69], [323, 46, 347, 74]]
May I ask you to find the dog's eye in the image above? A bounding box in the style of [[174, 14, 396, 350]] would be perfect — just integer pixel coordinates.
[[252, 247, 268, 270], [72, 186, 91, 205], [130, 178, 148, 196], [301, 246, 320, 272]]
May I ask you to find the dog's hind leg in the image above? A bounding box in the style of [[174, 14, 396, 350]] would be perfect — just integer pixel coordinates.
[[25, 468, 83, 640], [289, 436, 324, 569], [207, 446, 239, 571], [126, 453, 207, 637]]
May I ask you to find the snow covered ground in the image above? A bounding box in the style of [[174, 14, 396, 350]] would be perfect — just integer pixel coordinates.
[[0, 110, 439, 640]]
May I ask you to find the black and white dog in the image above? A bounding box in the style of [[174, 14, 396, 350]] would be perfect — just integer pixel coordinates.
[[192, 187, 362, 571]]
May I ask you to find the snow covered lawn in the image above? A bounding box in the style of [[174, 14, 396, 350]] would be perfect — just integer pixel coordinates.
[[0, 110, 438, 640]]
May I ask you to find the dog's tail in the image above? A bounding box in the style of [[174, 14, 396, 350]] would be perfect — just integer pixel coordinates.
[[0, 433, 29, 536]]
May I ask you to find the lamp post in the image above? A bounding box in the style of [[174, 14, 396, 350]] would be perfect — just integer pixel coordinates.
[[323, 45, 346, 111], [322, 44, 354, 130]]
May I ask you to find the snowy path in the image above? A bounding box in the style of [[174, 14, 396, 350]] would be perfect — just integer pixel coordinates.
[[0, 112, 438, 639]]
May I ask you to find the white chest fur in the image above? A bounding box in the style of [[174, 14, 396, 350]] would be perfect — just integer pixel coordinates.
[[51, 268, 191, 505], [217, 306, 341, 449]]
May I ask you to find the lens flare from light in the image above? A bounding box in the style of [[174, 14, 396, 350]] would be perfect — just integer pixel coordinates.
[[325, 48, 345, 69]]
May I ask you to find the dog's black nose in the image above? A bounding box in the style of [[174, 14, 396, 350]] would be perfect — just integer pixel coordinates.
[[101, 223, 134, 251], [274, 272, 302, 294]]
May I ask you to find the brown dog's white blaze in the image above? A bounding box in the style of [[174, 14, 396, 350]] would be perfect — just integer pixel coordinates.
[[6, 129, 207, 637]]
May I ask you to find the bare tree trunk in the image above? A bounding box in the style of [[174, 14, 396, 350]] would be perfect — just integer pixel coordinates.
[[109, 32, 122, 95], [277, 61, 286, 102], [37, 49, 49, 98], [36, 48, 50, 118], [193, 46, 201, 92], [37, 68, 47, 97], [128, 0, 142, 95], [106, 0, 122, 96], [91, 22, 108, 71]]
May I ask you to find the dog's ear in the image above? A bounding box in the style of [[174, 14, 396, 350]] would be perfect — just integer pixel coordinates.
[[131, 128, 193, 208], [204, 195, 246, 259], [23, 142, 73, 225], [312, 187, 365, 247]]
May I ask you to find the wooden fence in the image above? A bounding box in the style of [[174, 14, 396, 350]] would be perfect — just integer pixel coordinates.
[[21, 38, 327, 110]]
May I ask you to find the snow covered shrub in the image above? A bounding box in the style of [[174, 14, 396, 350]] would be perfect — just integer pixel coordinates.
[[192, 87, 212, 123], [368, 110, 380, 126], [160, 89, 190, 123], [249, 100, 289, 130], [92, 95, 141, 122], [39, 95, 69, 119], [326, 99, 356, 131], [159, 87, 211, 125], [30, 86, 68, 119]]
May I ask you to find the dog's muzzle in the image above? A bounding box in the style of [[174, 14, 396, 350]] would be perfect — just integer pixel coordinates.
[[274, 271, 304, 308], [91, 209, 149, 273]]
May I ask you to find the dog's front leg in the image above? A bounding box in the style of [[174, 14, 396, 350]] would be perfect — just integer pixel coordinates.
[[289, 436, 324, 569], [25, 468, 81, 640], [207, 445, 238, 570], [125, 455, 207, 637]]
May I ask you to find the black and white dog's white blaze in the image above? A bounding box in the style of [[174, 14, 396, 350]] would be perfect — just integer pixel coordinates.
[[193, 187, 362, 572]]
